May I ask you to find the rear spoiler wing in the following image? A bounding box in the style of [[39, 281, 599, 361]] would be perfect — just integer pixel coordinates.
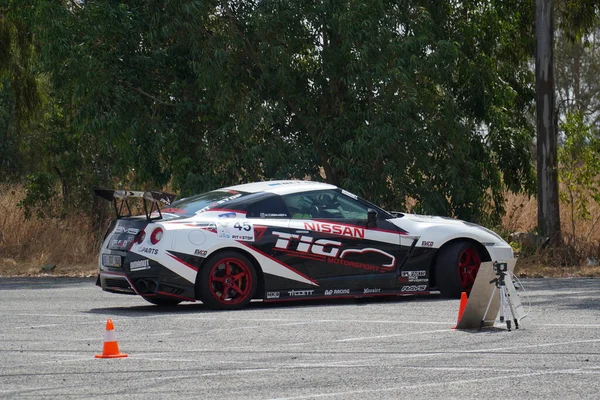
[[94, 188, 177, 221]]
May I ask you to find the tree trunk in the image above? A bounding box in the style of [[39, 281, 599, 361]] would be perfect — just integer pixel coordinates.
[[535, 0, 562, 245], [573, 38, 581, 112]]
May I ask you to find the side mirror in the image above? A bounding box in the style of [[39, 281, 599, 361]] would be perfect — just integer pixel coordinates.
[[367, 208, 378, 228]]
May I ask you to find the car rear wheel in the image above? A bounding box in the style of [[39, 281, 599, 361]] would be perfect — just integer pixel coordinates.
[[434, 241, 483, 298], [197, 251, 257, 310], [145, 298, 182, 307]]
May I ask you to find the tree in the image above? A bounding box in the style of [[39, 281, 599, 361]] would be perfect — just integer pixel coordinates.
[[554, 3, 600, 246], [558, 111, 600, 242], [177, 0, 536, 223], [7, 0, 537, 226], [535, 0, 561, 244], [0, 1, 41, 182], [534, 0, 600, 244]]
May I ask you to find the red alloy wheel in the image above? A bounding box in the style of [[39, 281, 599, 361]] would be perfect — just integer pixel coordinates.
[[208, 258, 253, 305], [457, 248, 481, 293]]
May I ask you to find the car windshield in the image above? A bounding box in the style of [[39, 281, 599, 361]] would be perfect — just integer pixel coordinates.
[[160, 190, 249, 217]]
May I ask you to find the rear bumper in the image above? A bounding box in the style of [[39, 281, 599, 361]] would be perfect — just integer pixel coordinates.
[[98, 264, 197, 302]]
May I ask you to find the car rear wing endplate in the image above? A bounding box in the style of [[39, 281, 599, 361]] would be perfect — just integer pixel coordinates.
[[94, 188, 177, 221]]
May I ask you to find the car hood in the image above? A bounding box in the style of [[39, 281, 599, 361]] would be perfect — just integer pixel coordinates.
[[399, 213, 468, 225], [388, 213, 507, 245]]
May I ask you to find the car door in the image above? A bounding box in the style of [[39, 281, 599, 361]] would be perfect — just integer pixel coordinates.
[[242, 194, 315, 293], [283, 189, 409, 292]]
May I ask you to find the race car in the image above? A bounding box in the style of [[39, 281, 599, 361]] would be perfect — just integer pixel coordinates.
[[95, 180, 513, 309]]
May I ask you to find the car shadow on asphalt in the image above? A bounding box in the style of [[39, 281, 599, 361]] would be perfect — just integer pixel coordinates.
[[86, 293, 446, 317]]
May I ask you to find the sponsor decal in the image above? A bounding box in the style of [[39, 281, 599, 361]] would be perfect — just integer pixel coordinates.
[[194, 249, 207, 256], [130, 259, 151, 271], [268, 181, 312, 187], [341, 189, 358, 200], [401, 270, 427, 282], [272, 231, 395, 272], [115, 226, 140, 235], [421, 241, 434, 247], [287, 289, 314, 297], [325, 289, 350, 295], [139, 246, 159, 255], [231, 233, 253, 241], [363, 288, 381, 294], [273, 231, 341, 256], [197, 193, 243, 213], [110, 238, 130, 248], [259, 212, 288, 218], [401, 270, 426, 277], [327, 257, 382, 272], [218, 212, 237, 219], [401, 285, 427, 292], [304, 222, 365, 239], [266, 291, 280, 299], [217, 220, 255, 241]]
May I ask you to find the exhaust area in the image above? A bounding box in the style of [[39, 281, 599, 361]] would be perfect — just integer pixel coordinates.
[[135, 279, 158, 294]]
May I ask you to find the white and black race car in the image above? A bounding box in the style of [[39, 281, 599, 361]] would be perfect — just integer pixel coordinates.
[[95, 180, 513, 309]]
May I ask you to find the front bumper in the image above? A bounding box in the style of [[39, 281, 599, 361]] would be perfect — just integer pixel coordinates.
[[486, 242, 514, 262]]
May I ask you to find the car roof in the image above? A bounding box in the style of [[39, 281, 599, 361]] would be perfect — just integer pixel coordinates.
[[222, 180, 338, 195]]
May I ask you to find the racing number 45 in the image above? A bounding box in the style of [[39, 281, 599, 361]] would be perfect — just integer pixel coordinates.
[[234, 222, 252, 231]]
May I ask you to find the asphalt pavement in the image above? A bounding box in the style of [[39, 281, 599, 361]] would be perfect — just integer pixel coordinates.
[[0, 277, 598, 399]]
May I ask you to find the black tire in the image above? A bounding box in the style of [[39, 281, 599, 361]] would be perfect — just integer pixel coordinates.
[[197, 251, 258, 310], [433, 241, 483, 298], [145, 298, 182, 307]]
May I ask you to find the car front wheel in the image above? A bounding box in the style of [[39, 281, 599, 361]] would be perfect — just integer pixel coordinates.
[[434, 241, 483, 298]]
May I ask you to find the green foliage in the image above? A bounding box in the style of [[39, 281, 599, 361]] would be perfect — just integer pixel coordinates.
[[556, 0, 600, 40], [4, 0, 538, 224], [0, 77, 21, 180], [0, 1, 41, 182], [555, 27, 600, 122], [558, 111, 600, 240], [17, 172, 57, 219]]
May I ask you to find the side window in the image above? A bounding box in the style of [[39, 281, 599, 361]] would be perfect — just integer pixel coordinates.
[[282, 190, 369, 220], [246, 196, 290, 219]]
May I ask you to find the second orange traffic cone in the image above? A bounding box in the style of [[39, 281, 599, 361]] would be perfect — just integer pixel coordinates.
[[453, 292, 468, 329], [95, 319, 128, 358]]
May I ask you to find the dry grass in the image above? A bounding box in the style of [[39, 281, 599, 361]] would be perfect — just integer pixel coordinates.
[[0, 184, 98, 277], [503, 192, 600, 242], [1, 184, 599, 278], [503, 192, 600, 277]]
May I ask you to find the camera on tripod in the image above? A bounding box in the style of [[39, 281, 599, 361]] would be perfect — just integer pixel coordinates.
[[493, 261, 508, 275]]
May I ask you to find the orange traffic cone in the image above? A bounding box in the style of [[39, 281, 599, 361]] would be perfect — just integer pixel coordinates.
[[95, 319, 128, 358], [453, 292, 468, 329]]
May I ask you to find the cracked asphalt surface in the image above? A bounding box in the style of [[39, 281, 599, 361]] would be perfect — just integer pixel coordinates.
[[0, 277, 598, 399]]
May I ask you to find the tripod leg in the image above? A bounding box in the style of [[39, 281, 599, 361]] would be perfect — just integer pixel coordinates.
[[498, 287, 505, 323], [500, 287, 511, 331], [504, 276, 525, 329], [479, 286, 497, 330]]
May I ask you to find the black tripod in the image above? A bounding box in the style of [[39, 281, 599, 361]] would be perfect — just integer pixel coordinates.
[[480, 262, 521, 331]]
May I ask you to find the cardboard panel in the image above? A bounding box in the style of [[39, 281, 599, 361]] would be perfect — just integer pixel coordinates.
[[455, 259, 517, 330]]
